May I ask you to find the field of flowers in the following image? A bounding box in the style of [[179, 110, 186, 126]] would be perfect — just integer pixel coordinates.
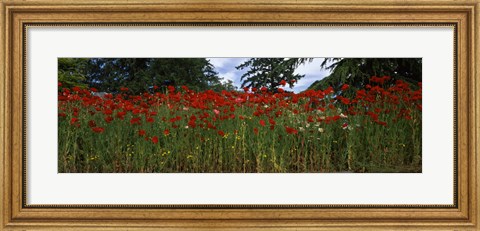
[[58, 76, 422, 173]]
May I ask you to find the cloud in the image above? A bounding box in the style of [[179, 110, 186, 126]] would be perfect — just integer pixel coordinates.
[[220, 71, 237, 83], [292, 58, 331, 93], [208, 58, 249, 86], [208, 58, 230, 69]]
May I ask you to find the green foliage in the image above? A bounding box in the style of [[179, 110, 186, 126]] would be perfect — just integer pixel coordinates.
[[59, 58, 225, 94], [236, 58, 304, 91], [148, 58, 220, 92], [58, 58, 89, 89], [307, 58, 422, 92]]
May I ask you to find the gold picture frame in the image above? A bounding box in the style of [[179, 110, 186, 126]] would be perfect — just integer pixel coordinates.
[[1, 0, 479, 230]]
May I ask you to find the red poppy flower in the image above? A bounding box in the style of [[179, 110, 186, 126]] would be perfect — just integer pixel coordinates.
[[91, 127, 105, 133], [146, 117, 154, 123], [253, 127, 259, 135], [130, 117, 141, 125], [341, 84, 349, 91], [285, 126, 298, 135], [268, 118, 276, 126], [104, 116, 113, 123], [164, 129, 170, 136], [259, 119, 266, 127], [280, 80, 287, 86], [120, 87, 129, 92], [70, 117, 79, 125], [103, 109, 113, 115], [260, 87, 268, 92], [116, 111, 126, 119], [243, 87, 249, 92], [376, 121, 387, 126], [138, 130, 146, 136], [307, 116, 314, 123], [152, 136, 159, 144], [88, 120, 96, 128], [277, 88, 284, 93], [324, 86, 334, 95], [217, 130, 225, 137], [188, 120, 196, 128]]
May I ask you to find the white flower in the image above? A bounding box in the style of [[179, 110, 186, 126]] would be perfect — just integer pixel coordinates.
[[305, 123, 310, 128], [318, 128, 324, 133], [299, 127, 305, 132], [340, 113, 348, 118]]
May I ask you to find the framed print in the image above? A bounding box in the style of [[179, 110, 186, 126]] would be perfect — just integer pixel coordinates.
[[1, 0, 479, 230]]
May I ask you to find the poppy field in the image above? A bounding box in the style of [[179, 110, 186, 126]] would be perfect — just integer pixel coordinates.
[[58, 76, 422, 173]]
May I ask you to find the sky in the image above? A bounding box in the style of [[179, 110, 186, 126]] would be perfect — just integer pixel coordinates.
[[207, 58, 332, 93]]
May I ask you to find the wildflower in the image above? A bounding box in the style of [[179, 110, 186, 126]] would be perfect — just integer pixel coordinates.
[[341, 84, 349, 91], [376, 121, 387, 126], [88, 120, 96, 128], [280, 80, 287, 86], [268, 118, 276, 126], [318, 128, 324, 133], [164, 129, 170, 136], [103, 109, 113, 115], [259, 119, 266, 127], [130, 117, 141, 125], [70, 117, 79, 125], [91, 127, 105, 133], [285, 126, 298, 135], [167, 85, 175, 93], [218, 130, 225, 137], [152, 136, 159, 144], [138, 130, 146, 136], [253, 127, 259, 135]]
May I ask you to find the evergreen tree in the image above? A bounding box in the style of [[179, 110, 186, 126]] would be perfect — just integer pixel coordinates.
[[236, 58, 304, 91], [58, 58, 89, 89], [307, 58, 422, 92], [59, 58, 223, 94]]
